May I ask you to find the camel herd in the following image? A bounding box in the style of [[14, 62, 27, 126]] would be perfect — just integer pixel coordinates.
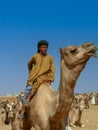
[[0, 42, 98, 130]]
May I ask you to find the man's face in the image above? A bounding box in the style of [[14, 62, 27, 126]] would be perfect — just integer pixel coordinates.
[[39, 45, 48, 55]]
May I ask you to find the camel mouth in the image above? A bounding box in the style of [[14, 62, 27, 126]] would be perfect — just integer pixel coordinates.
[[87, 46, 98, 57], [87, 48, 98, 57], [88, 53, 98, 57], [82, 42, 98, 57]]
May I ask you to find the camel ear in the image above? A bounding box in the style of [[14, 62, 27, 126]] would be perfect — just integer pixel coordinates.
[[60, 48, 64, 54]]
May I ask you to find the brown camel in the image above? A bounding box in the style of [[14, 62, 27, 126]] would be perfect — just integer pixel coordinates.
[[12, 42, 98, 130]]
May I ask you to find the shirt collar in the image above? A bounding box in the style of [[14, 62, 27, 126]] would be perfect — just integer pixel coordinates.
[[39, 52, 47, 56]]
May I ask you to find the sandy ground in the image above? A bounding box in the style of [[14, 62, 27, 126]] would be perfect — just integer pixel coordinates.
[[0, 104, 98, 130], [72, 104, 98, 130]]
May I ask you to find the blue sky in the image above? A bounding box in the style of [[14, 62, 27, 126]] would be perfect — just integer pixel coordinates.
[[0, 0, 98, 95]]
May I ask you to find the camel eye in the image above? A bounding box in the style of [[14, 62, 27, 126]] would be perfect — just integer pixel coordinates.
[[70, 47, 76, 53]]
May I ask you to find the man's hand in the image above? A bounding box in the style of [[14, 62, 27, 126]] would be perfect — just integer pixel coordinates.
[[47, 80, 51, 85]]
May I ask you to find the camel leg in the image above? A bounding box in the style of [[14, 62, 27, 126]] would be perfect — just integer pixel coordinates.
[[59, 118, 66, 130]]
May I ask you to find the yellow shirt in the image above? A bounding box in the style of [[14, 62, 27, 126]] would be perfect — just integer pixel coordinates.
[[27, 53, 55, 85]]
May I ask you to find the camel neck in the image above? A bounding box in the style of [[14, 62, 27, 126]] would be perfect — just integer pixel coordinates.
[[56, 58, 86, 115]]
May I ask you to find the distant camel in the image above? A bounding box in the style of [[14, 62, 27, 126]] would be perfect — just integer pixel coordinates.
[[12, 42, 98, 130]]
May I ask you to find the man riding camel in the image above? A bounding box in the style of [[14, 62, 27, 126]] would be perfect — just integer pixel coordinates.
[[18, 40, 55, 119]]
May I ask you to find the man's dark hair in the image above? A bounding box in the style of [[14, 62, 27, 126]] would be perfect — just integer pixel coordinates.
[[37, 40, 49, 53]]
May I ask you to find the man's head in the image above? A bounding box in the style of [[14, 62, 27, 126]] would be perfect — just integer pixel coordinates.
[[37, 40, 49, 55]]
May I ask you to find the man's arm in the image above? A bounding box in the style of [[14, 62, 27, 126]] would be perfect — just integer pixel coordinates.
[[48, 57, 55, 82], [28, 56, 34, 73]]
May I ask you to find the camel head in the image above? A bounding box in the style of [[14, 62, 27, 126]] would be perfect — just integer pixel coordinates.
[[60, 42, 98, 69]]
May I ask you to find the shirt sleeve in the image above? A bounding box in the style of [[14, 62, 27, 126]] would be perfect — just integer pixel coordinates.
[[27, 56, 35, 73], [48, 57, 55, 82]]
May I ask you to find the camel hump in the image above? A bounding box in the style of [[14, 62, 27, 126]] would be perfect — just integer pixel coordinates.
[[29, 83, 56, 120], [35, 83, 55, 101], [30, 83, 55, 108]]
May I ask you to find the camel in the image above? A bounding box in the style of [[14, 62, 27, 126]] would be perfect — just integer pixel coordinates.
[[12, 42, 98, 130]]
